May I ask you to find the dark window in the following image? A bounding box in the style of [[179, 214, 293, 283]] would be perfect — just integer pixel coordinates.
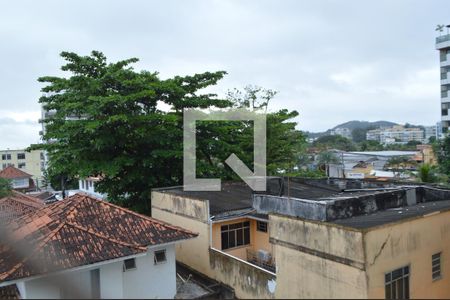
[[385, 266, 409, 299], [221, 221, 250, 250], [17, 153, 25, 160], [1, 154, 11, 161], [18, 163, 25, 169], [154, 250, 167, 264], [432, 252, 442, 280], [257, 221, 268, 233], [123, 258, 136, 271]]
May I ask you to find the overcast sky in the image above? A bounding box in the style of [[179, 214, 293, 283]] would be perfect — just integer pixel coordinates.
[[0, 0, 448, 149]]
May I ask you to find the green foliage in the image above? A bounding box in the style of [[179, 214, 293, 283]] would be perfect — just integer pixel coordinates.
[[357, 140, 384, 151], [33, 51, 305, 212], [0, 178, 12, 198], [351, 128, 367, 143], [435, 136, 450, 176], [385, 156, 416, 177], [416, 164, 437, 183], [313, 135, 356, 151]]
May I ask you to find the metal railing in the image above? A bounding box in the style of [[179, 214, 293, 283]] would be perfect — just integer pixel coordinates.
[[246, 249, 276, 273], [437, 34, 450, 44]]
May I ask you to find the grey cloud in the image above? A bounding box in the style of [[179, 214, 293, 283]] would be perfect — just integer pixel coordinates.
[[0, 0, 448, 148]]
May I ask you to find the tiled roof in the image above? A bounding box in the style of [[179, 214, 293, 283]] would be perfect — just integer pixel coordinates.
[[0, 191, 44, 225], [0, 167, 32, 179], [0, 284, 19, 299], [0, 193, 197, 283]]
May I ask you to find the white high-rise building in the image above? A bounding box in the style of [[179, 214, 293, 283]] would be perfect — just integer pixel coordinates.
[[436, 27, 450, 135]]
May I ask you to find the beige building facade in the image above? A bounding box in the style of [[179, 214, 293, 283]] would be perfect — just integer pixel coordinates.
[[152, 179, 450, 299], [0, 149, 44, 188]]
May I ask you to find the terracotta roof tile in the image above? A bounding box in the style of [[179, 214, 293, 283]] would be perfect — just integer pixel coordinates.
[[0, 192, 44, 225], [0, 167, 32, 180], [0, 193, 197, 283]]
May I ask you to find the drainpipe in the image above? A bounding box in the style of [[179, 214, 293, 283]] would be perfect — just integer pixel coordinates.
[[207, 200, 213, 248]]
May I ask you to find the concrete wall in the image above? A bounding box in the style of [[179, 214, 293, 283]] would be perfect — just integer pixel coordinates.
[[152, 191, 213, 277], [209, 248, 276, 299], [152, 191, 278, 299], [123, 246, 177, 299], [270, 214, 368, 299], [364, 210, 450, 298]]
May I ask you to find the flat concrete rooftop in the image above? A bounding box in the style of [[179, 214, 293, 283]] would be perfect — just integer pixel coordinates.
[[332, 199, 450, 229]]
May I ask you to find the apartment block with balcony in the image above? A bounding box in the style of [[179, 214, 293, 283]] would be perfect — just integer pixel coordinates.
[[437, 32, 450, 134]]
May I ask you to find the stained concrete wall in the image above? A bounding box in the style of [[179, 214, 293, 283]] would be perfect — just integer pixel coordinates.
[[152, 191, 213, 277], [209, 248, 276, 299], [152, 191, 277, 299], [253, 194, 328, 221], [270, 214, 367, 298], [364, 210, 450, 299]]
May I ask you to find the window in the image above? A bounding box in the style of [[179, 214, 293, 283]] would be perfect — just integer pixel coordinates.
[[432, 252, 442, 280], [1, 154, 11, 161], [17, 153, 25, 160], [123, 258, 136, 271], [18, 162, 26, 169], [81, 180, 85, 189], [154, 250, 167, 264], [256, 221, 268, 233], [385, 266, 409, 299], [221, 221, 250, 250]]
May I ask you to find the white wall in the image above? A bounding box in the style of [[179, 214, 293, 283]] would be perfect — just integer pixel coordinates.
[[123, 245, 177, 299], [18, 245, 177, 299]]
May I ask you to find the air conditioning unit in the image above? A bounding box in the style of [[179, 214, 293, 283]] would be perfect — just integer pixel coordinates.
[[257, 249, 270, 262]]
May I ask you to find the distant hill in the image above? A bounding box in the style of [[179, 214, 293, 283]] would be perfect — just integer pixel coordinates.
[[306, 120, 399, 140], [331, 120, 398, 131]]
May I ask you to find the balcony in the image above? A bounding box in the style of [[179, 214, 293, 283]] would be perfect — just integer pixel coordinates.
[[246, 249, 276, 273], [437, 34, 450, 50]]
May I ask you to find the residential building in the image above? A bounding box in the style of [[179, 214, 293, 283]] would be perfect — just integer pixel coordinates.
[[0, 193, 197, 299], [153, 178, 450, 298], [0, 166, 35, 192], [437, 32, 450, 135], [366, 125, 425, 144], [424, 125, 437, 143], [0, 149, 44, 188], [329, 127, 352, 140], [78, 176, 107, 199]]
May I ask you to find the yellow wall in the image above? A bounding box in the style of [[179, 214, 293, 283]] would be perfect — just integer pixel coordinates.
[[0, 149, 44, 187], [212, 218, 273, 261], [364, 211, 450, 299], [151, 191, 214, 277], [270, 214, 368, 299]]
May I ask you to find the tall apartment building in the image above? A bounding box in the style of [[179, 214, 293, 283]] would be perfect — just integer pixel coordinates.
[[0, 149, 45, 188], [437, 29, 450, 135]]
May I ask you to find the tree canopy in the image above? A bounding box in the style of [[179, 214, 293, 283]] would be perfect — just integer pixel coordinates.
[[33, 51, 305, 213]]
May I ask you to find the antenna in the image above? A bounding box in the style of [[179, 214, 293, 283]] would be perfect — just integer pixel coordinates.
[[436, 24, 445, 36]]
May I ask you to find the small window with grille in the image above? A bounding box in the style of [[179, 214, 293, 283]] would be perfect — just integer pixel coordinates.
[[432, 252, 442, 281]]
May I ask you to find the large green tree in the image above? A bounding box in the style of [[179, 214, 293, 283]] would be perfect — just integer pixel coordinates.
[[33, 51, 305, 212]]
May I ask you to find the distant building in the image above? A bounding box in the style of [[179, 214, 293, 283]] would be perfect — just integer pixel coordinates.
[[366, 125, 425, 144], [436, 31, 450, 135], [0, 149, 44, 188], [329, 127, 352, 140], [78, 176, 107, 200], [0, 166, 35, 192], [424, 125, 437, 143]]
